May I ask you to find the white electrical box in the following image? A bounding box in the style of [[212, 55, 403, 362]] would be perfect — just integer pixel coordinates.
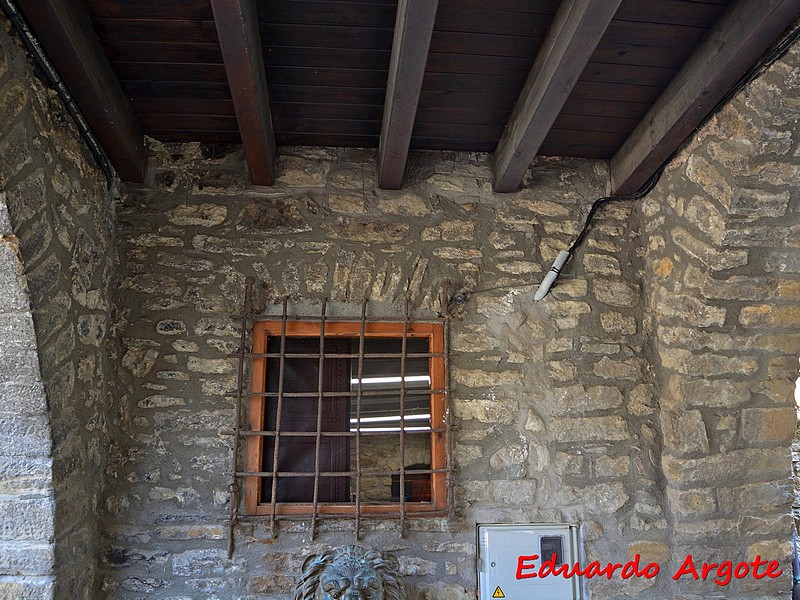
[[477, 523, 582, 600]]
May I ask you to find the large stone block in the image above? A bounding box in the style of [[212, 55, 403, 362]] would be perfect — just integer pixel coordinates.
[[276, 154, 329, 187], [0, 414, 51, 457], [0, 312, 36, 350], [659, 348, 758, 377], [729, 189, 790, 218], [672, 226, 748, 270], [0, 542, 54, 576], [378, 193, 432, 217], [167, 203, 227, 227], [678, 377, 752, 408], [0, 576, 54, 599], [662, 448, 788, 487], [236, 198, 310, 234], [561, 482, 629, 513], [666, 488, 716, 518], [683, 265, 775, 302], [684, 194, 725, 243], [453, 398, 517, 424], [661, 409, 709, 456], [0, 238, 29, 313], [684, 155, 734, 209], [0, 382, 47, 415], [0, 455, 51, 495], [17, 215, 52, 266], [741, 408, 796, 444], [552, 416, 630, 442], [655, 294, 726, 328], [421, 220, 473, 241], [0, 350, 41, 386], [593, 356, 644, 380], [593, 279, 640, 307], [764, 249, 800, 273], [172, 549, 235, 577], [739, 304, 800, 327], [0, 496, 54, 542], [552, 385, 623, 415]]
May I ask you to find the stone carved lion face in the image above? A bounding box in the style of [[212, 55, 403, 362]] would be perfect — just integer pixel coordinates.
[[293, 545, 405, 600]]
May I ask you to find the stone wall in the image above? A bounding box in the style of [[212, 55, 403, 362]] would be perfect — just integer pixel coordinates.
[[0, 16, 119, 599], [639, 43, 800, 599], [1, 10, 798, 599], [102, 141, 671, 599]]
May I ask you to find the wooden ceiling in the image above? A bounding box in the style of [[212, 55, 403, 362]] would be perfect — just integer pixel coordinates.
[[13, 0, 800, 192]]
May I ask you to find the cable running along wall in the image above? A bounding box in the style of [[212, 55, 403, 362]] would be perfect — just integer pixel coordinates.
[[226, 279, 453, 554]]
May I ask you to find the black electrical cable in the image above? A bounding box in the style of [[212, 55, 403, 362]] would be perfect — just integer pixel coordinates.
[[0, 0, 115, 187], [567, 171, 661, 255], [530, 19, 800, 301], [455, 19, 800, 306], [567, 20, 800, 256]]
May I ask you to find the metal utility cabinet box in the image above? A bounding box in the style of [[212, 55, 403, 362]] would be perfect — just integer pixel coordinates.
[[477, 523, 582, 600]]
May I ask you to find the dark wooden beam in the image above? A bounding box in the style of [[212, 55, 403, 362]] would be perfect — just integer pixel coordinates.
[[210, 0, 276, 186], [493, 0, 622, 193], [611, 0, 800, 195], [377, 0, 439, 189], [16, 0, 146, 182]]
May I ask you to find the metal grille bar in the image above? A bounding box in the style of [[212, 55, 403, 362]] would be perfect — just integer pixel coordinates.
[[268, 297, 289, 538], [227, 276, 254, 559], [234, 428, 445, 438], [354, 298, 367, 539], [442, 280, 455, 521], [247, 352, 446, 359], [237, 511, 448, 523], [310, 298, 328, 540], [398, 299, 409, 537], [237, 468, 449, 478], [254, 315, 444, 324], [249, 389, 446, 398]]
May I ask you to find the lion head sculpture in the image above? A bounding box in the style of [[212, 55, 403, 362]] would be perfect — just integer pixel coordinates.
[[293, 545, 405, 600]]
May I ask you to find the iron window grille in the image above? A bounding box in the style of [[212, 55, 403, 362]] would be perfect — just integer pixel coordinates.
[[229, 288, 452, 544]]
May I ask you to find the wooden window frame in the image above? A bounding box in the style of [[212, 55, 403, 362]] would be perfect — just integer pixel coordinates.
[[245, 320, 447, 517]]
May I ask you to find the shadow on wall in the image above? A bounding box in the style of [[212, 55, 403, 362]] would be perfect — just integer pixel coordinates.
[[794, 359, 800, 600]]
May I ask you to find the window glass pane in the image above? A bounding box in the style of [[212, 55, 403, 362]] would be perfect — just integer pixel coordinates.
[[349, 337, 431, 428], [261, 336, 350, 503], [354, 433, 432, 503], [254, 329, 437, 507]]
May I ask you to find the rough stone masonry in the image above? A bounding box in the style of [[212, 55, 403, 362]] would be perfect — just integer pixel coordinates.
[[0, 15, 120, 600], [0, 11, 798, 600]]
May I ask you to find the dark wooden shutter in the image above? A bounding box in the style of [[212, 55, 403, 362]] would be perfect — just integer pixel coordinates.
[[261, 337, 350, 502]]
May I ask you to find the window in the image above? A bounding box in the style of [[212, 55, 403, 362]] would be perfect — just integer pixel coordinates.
[[244, 318, 448, 524]]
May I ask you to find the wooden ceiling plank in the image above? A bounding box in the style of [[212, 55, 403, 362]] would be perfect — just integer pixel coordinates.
[[493, 0, 623, 192], [210, 0, 277, 185], [437, 0, 559, 15], [121, 80, 232, 100], [112, 61, 228, 83], [86, 0, 214, 20], [17, 0, 146, 182], [105, 41, 223, 64], [614, 0, 728, 28], [134, 98, 236, 116], [377, 0, 439, 189], [611, 0, 800, 194]]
